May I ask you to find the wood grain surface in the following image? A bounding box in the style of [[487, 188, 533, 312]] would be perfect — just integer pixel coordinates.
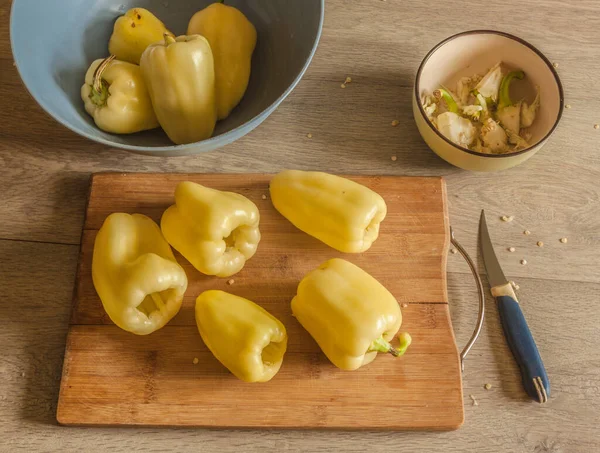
[[1, 0, 600, 450], [57, 173, 463, 429]]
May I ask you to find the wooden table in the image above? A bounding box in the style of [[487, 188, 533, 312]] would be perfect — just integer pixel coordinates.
[[1, 0, 599, 451]]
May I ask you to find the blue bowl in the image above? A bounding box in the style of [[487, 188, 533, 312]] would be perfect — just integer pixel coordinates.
[[10, 0, 324, 156]]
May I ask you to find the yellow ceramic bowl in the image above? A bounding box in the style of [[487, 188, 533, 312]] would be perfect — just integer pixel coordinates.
[[413, 30, 563, 171]]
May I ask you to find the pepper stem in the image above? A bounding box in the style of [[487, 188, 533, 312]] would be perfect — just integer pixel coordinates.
[[395, 332, 412, 356], [89, 55, 116, 107], [369, 336, 399, 357], [368, 332, 412, 357], [433, 87, 459, 113], [164, 33, 176, 46], [498, 71, 525, 109]]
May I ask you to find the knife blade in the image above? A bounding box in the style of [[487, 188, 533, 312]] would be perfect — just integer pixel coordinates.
[[479, 210, 550, 403]]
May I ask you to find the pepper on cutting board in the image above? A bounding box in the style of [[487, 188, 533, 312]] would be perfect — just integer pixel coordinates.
[[81, 56, 159, 134], [269, 170, 387, 253], [92, 213, 188, 335], [161, 181, 261, 277], [108, 8, 173, 64], [195, 290, 288, 382], [292, 258, 411, 371], [187, 1, 257, 120], [140, 34, 217, 145]]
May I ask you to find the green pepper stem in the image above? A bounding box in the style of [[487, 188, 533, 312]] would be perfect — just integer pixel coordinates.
[[90, 55, 116, 107], [396, 332, 412, 356], [433, 87, 458, 113], [368, 332, 412, 357], [498, 71, 525, 109], [369, 336, 399, 356]]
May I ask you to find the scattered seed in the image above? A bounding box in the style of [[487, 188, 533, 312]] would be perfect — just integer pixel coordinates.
[[594, 124, 599, 130], [401, 303, 408, 308], [514, 284, 520, 290], [340, 83, 346, 89], [391, 155, 397, 161], [306, 133, 312, 139], [450, 248, 458, 254], [552, 62, 559, 68], [565, 104, 571, 109], [344, 76, 352, 84], [391, 119, 400, 127], [227, 279, 235, 285], [537, 241, 544, 247], [469, 394, 479, 406], [560, 237, 568, 243], [520, 259, 527, 265], [524, 230, 531, 235], [192, 357, 199, 365], [508, 247, 516, 252], [501, 215, 513, 222], [261, 194, 267, 200], [484, 383, 492, 390]]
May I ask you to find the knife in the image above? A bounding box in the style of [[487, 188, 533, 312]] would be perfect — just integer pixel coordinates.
[[479, 210, 550, 403]]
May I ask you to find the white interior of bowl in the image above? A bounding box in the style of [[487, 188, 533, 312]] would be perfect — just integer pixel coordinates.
[[418, 33, 562, 149]]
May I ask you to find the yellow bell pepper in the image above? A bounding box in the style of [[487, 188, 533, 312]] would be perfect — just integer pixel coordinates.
[[291, 258, 411, 370], [270, 170, 387, 253], [140, 34, 217, 145], [81, 56, 159, 134], [161, 181, 261, 277], [187, 1, 257, 120], [92, 213, 188, 335], [108, 8, 173, 64], [195, 290, 287, 382]]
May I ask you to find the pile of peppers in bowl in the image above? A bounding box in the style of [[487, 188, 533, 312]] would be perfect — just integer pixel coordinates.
[[93, 170, 412, 383], [81, 2, 256, 144]]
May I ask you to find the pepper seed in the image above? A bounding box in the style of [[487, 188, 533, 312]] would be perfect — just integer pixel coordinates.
[[391, 120, 399, 127], [307, 133, 312, 139], [537, 241, 544, 247], [594, 124, 599, 130], [345, 76, 352, 84], [401, 303, 408, 308], [340, 83, 346, 89], [520, 259, 527, 265], [484, 383, 492, 390], [227, 279, 235, 285], [560, 237, 568, 243], [524, 230, 531, 235], [261, 194, 267, 200], [450, 248, 458, 254], [192, 358, 199, 365], [565, 104, 572, 109], [469, 394, 479, 406], [508, 247, 516, 252], [391, 155, 397, 161], [553, 62, 559, 68]]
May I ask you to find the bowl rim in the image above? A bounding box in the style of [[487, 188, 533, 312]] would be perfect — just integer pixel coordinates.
[[9, 0, 325, 153], [414, 29, 564, 159]]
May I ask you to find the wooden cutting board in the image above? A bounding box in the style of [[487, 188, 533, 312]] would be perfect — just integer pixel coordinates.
[[57, 173, 464, 430]]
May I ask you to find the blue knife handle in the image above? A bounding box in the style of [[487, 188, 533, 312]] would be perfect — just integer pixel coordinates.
[[496, 295, 550, 403]]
